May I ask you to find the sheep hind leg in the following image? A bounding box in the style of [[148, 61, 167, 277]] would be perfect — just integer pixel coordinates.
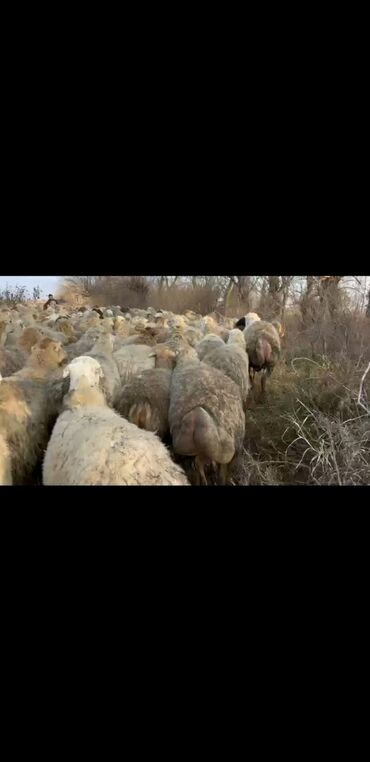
[[195, 455, 208, 486], [218, 462, 228, 486], [260, 367, 272, 401]]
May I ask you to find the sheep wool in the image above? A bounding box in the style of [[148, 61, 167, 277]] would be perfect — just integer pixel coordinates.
[[0, 339, 68, 485], [196, 334, 224, 361], [43, 356, 189, 486], [243, 319, 281, 396], [113, 344, 156, 383], [83, 332, 121, 406], [169, 347, 245, 485], [116, 368, 172, 439], [202, 330, 250, 406]]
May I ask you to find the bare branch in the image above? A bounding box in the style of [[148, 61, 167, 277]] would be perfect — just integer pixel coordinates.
[[357, 361, 370, 414]]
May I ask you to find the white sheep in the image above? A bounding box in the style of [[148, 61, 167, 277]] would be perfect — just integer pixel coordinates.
[[82, 332, 121, 406], [43, 356, 190, 486]]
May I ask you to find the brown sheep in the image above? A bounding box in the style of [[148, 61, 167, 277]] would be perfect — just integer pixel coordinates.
[[243, 320, 281, 397], [169, 346, 245, 485], [116, 368, 172, 439]]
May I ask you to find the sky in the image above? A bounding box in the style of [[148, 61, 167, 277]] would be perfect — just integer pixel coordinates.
[[0, 275, 60, 296]]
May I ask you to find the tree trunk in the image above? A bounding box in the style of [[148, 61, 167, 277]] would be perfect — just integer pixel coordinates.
[[268, 276, 282, 317], [366, 291, 370, 318], [223, 279, 235, 315], [318, 276, 342, 318], [236, 276, 251, 311]]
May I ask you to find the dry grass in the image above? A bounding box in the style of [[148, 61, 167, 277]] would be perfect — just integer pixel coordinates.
[[230, 353, 370, 485]]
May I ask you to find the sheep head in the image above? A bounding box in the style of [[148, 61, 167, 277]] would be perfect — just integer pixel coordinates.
[[63, 355, 104, 390], [31, 338, 68, 368], [148, 345, 176, 369], [19, 326, 43, 352], [227, 329, 246, 348]]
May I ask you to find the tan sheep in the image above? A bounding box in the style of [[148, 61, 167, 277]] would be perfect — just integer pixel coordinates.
[[113, 316, 130, 337], [148, 344, 177, 369], [0, 348, 27, 377], [196, 334, 225, 361], [202, 329, 250, 407], [0, 338, 68, 485], [18, 326, 43, 353], [113, 344, 156, 384], [66, 326, 107, 360]]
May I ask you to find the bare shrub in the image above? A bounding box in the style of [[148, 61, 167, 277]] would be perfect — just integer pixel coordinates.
[[0, 284, 29, 306], [149, 284, 220, 315]]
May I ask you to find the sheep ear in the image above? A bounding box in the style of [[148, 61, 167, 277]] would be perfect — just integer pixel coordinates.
[[62, 365, 70, 378]]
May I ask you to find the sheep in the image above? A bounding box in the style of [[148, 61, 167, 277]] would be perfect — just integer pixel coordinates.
[[113, 334, 135, 351], [0, 420, 12, 485], [148, 344, 177, 369], [183, 327, 203, 347], [0, 347, 27, 377], [66, 326, 107, 359], [42, 356, 190, 486], [75, 311, 101, 332], [113, 344, 156, 384], [113, 316, 130, 337], [101, 317, 114, 332], [196, 333, 224, 361], [82, 332, 121, 406], [243, 319, 281, 397], [202, 329, 250, 407], [235, 312, 261, 330], [201, 315, 220, 335], [92, 307, 104, 318], [169, 346, 246, 485], [0, 319, 13, 347], [3, 321, 24, 347], [18, 326, 43, 353], [0, 338, 68, 485], [111, 306, 124, 317], [116, 367, 172, 439], [32, 325, 70, 346], [51, 318, 76, 342]]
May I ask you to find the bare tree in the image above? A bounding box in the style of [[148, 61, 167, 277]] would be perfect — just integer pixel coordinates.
[[366, 290, 370, 318]]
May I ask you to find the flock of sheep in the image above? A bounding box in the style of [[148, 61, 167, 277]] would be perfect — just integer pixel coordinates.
[[0, 300, 283, 486]]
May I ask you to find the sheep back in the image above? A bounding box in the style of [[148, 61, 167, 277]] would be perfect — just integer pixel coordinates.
[[244, 320, 281, 370], [116, 368, 172, 439], [202, 344, 250, 405], [43, 407, 190, 485], [169, 362, 245, 465]]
